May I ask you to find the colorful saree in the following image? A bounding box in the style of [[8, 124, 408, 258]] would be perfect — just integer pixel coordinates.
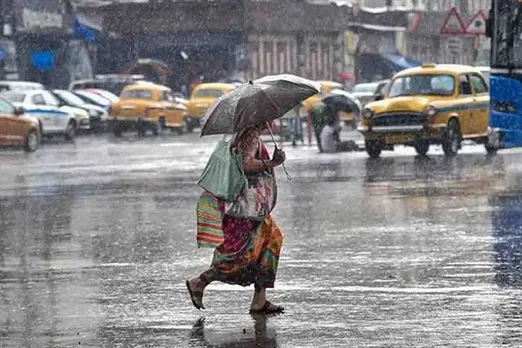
[[196, 131, 283, 289]]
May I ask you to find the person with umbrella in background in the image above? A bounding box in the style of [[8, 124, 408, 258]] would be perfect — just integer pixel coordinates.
[[320, 90, 362, 153], [186, 75, 319, 314], [309, 100, 334, 152]]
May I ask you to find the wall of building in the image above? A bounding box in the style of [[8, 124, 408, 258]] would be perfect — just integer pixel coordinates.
[[246, 32, 339, 81]]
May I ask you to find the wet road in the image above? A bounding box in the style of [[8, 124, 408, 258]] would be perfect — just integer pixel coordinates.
[[1, 132, 522, 347]]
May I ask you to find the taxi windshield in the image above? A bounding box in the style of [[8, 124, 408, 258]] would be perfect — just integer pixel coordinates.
[[193, 89, 226, 98], [120, 89, 153, 100], [388, 74, 455, 98]]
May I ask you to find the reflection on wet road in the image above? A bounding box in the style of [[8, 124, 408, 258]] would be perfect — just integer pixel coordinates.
[[1, 134, 522, 347]]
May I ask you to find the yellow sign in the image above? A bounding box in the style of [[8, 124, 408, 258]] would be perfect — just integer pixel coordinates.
[[344, 31, 358, 54]]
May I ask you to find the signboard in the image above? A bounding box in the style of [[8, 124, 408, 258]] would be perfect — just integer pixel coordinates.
[[14, 0, 69, 33], [446, 37, 462, 56], [440, 7, 466, 35], [466, 10, 487, 35]]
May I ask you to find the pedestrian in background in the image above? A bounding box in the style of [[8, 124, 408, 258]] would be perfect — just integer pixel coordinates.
[[291, 103, 304, 146], [309, 101, 333, 152]]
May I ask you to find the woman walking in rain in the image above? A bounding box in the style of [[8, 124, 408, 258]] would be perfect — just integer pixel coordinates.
[[186, 74, 319, 314], [186, 123, 286, 314]]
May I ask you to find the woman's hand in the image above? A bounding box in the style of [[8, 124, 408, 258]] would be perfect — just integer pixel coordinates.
[[271, 149, 286, 167]]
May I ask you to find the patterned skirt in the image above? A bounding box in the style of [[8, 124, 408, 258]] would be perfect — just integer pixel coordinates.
[[196, 193, 283, 288], [211, 215, 282, 288]]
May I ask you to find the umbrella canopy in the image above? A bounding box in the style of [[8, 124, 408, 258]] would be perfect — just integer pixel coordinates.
[[322, 88, 362, 114], [201, 74, 320, 136]]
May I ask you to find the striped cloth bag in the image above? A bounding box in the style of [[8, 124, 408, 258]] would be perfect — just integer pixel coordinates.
[[196, 192, 224, 248]]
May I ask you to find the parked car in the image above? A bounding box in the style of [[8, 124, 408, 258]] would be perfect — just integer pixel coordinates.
[[0, 81, 44, 92], [0, 97, 39, 152], [83, 88, 120, 103], [110, 83, 188, 136], [69, 74, 145, 95], [1, 91, 77, 140], [73, 90, 112, 109], [353, 80, 389, 107], [358, 64, 490, 158], [186, 83, 236, 132], [0, 89, 90, 133], [52, 89, 109, 132]]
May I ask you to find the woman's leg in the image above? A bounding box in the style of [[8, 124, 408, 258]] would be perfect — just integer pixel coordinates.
[[251, 285, 284, 312], [250, 218, 284, 312], [187, 269, 217, 309]]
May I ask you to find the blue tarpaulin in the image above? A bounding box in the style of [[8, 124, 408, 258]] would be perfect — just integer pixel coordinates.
[[30, 51, 54, 71], [384, 54, 422, 70], [73, 15, 99, 43]]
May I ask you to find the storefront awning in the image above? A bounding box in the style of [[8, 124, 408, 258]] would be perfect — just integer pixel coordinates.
[[384, 54, 421, 70]]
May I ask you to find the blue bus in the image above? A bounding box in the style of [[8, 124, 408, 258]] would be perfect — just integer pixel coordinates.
[[486, 1, 522, 151]]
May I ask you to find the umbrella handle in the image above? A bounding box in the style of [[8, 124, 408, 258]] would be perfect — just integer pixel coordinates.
[[266, 122, 292, 181]]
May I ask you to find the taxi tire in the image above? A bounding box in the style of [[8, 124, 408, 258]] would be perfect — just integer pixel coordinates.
[[442, 119, 461, 157], [365, 140, 383, 158], [137, 120, 147, 137], [24, 130, 39, 152], [485, 143, 498, 156], [414, 140, 430, 157], [158, 117, 166, 133], [112, 122, 123, 137], [152, 124, 159, 136]]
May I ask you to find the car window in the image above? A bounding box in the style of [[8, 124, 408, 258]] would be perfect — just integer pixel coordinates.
[[470, 74, 488, 94], [459, 75, 472, 96], [161, 91, 174, 102], [32, 94, 46, 105], [0, 98, 15, 114], [388, 75, 455, 98], [42, 91, 60, 106], [0, 92, 25, 103], [120, 89, 153, 100], [353, 84, 378, 94]]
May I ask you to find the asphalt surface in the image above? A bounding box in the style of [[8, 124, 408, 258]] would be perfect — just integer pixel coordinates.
[[1, 130, 522, 347]]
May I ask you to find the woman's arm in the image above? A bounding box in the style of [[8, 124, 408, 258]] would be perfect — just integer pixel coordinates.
[[238, 132, 283, 173]]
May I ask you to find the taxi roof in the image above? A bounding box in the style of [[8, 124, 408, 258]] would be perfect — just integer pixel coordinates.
[[123, 83, 171, 92], [395, 64, 482, 77], [195, 83, 236, 90]]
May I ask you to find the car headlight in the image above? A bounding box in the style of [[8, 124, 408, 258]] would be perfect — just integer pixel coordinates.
[[89, 109, 99, 117], [362, 108, 374, 119], [425, 105, 437, 117]]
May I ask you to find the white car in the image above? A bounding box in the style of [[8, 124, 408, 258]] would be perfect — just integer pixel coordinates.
[[53, 90, 110, 132], [1, 91, 78, 140], [0, 81, 45, 92]]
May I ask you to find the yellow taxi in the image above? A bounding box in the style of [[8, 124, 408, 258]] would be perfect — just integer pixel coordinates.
[[186, 83, 236, 132], [358, 64, 490, 158], [301, 81, 343, 115], [110, 83, 187, 137]]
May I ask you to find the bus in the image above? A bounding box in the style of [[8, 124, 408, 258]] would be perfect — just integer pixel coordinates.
[[486, 1, 522, 152]]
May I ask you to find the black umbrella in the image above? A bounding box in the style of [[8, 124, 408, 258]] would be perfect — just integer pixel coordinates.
[[321, 90, 361, 114], [200, 74, 320, 136]]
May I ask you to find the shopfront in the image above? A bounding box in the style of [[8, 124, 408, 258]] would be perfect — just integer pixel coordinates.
[[354, 27, 421, 83], [11, 0, 92, 88]]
